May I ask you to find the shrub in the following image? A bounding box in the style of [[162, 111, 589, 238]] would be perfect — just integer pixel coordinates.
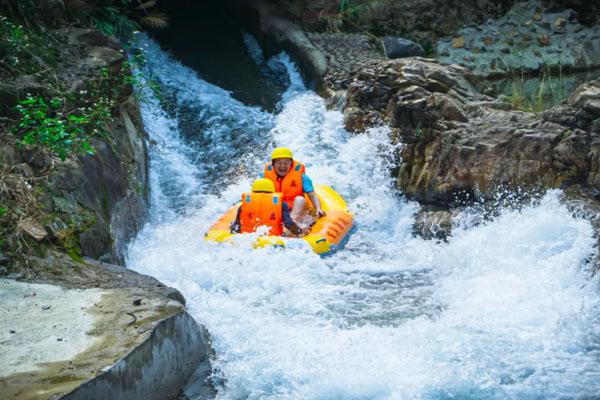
[[13, 94, 112, 160]]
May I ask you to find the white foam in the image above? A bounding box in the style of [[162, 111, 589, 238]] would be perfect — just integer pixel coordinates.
[[127, 36, 600, 398]]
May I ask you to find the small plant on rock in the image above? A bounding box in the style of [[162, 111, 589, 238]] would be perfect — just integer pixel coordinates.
[[506, 67, 566, 113], [12, 95, 111, 160]]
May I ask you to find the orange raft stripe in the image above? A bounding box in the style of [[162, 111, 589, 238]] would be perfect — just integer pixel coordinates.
[[308, 209, 353, 247]]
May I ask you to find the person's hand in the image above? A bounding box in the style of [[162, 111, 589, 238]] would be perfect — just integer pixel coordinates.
[[316, 209, 326, 218]]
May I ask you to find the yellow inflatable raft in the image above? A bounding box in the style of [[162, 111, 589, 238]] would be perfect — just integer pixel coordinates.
[[205, 184, 354, 256]]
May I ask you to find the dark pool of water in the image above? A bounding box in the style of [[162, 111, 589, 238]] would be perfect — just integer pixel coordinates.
[[154, 0, 287, 111]]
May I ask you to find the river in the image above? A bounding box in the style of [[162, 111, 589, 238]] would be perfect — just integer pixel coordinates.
[[126, 33, 600, 399]]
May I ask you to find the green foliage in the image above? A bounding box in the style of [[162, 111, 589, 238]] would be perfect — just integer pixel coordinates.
[[505, 68, 567, 113], [95, 5, 139, 39], [13, 96, 105, 160], [10, 53, 152, 161], [415, 125, 423, 139], [339, 0, 352, 13], [0, 206, 7, 217], [339, 0, 362, 18], [0, 16, 59, 75], [122, 50, 163, 101]]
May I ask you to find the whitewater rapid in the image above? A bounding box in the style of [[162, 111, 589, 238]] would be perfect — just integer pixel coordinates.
[[127, 34, 600, 399]]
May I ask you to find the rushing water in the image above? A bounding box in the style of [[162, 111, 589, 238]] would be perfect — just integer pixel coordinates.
[[127, 34, 600, 399]]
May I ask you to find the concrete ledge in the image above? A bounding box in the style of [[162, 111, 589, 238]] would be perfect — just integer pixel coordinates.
[[61, 312, 212, 400], [0, 253, 213, 400]]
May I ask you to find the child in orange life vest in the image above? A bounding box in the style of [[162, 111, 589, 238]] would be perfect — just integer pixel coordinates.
[[230, 178, 305, 236], [262, 147, 325, 228]]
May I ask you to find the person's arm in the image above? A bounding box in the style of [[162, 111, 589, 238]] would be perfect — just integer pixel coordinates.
[[230, 206, 242, 233], [302, 174, 325, 217], [282, 203, 303, 235], [306, 191, 325, 217]]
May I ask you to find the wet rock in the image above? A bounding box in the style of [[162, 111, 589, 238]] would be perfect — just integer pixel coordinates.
[[538, 35, 551, 46], [7, 272, 25, 280], [413, 209, 455, 240], [382, 36, 425, 59], [73, 29, 121, 50], [568, 80, 600, 118], [79, 222, 112, 260], [341, 59, 599, 204], [553, 16, 567, 33], [427, 93, 469, 122], [308, 32, 385, 91], [165, 288, 186, 306], [263, 17, 327, 84]]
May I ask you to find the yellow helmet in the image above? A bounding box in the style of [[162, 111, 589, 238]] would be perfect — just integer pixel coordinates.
[[251, 178, 275, 193], [271, 147, 293, 160]]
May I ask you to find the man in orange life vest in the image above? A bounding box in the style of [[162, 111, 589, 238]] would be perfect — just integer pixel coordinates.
[[230, 178, 304, 236], [263, 147, 325, 226]]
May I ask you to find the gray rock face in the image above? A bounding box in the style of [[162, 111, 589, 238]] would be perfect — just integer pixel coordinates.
[[61, 313, 211, 400], [437, 2, 600, 77], [383, 36, 425, 59], [342, 58, 600, 204], [38, 29, 149, 264], [262, 15, 328, 84], [3, 253, 213, 400]]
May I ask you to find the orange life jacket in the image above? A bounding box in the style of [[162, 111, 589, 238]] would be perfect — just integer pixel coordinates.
[[239, 192, 283, 236], [264, 161, 305, 209]]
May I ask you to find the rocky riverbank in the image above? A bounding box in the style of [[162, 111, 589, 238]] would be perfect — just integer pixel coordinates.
[[0, 5, 213, 399]]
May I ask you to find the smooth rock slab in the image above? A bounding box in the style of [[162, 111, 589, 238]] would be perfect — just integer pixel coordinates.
[[0, 280, 104, 376], [0, 253, 211, 400]]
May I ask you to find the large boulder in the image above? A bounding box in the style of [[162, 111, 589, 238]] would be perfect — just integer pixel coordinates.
[[342, 58, 600, 204], [262, 16, 327, 84], [382, 36, 425, 59], [1, 253, 212, 400]]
